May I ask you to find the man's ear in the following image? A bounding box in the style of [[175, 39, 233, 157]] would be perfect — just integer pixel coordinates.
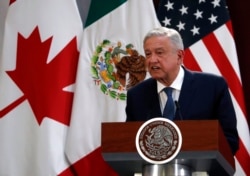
[[177, 50, 184, 64]]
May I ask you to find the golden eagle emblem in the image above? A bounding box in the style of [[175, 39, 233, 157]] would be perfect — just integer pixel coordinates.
[[91, 40, 146, 100]]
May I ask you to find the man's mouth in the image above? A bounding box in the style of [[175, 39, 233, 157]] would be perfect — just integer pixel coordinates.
[[151, 66, 160, 70]]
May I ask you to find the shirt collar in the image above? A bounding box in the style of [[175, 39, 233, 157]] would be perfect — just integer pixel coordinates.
[[157, 67, 184, 93]]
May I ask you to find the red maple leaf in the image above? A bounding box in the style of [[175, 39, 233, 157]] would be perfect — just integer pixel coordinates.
[[5, 26, 79, 125]]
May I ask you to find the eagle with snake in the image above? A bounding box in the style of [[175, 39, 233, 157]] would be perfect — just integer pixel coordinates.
[[115, 49, 146, 89]]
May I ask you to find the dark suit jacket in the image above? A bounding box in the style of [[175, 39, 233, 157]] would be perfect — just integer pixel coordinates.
[[126, 67, 239, 155]]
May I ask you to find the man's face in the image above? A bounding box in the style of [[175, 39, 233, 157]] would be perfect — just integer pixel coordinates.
[[144, 36, 183, 84]]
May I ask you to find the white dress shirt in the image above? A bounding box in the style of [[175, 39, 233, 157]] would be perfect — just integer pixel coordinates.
[[157, 67, 184, 113]]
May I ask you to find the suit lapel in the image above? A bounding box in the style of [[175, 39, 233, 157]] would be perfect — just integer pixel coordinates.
[[178, 68, 196, 119], [146, 79, 162, 120]]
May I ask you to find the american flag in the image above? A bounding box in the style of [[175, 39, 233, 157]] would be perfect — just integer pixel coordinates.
[[156, 0, 250, 175]]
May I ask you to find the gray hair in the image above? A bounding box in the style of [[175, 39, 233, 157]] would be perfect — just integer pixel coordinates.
[[143, 27, 184, 50]]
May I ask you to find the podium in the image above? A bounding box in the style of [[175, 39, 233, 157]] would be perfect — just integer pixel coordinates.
[[101, 120, 235, 176]]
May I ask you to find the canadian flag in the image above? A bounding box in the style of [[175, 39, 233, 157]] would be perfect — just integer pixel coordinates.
[[0, 0, 83, 175]]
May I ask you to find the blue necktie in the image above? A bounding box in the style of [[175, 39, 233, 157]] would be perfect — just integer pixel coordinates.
[[163, 87, 175, 120]]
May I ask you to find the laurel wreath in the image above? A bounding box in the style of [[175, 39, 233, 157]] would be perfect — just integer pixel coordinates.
[[91, 39, 127, 100]]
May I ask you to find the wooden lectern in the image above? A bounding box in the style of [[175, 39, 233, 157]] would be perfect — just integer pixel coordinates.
[[101, 120, 235, 176]]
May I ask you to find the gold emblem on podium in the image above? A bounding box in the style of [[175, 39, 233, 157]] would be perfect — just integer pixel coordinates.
[[135, 117, 182, 164]]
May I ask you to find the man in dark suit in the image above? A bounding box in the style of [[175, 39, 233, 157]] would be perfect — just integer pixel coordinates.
[[126, 27, 239, 155]]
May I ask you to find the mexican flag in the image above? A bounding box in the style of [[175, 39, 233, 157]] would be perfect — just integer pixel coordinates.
[[61, 0, 160, 175]]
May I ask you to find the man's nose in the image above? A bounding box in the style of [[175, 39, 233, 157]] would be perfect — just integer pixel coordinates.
[[149, 53, 158, 62]]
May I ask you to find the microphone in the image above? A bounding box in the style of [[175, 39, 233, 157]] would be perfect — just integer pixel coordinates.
[[175, 101, 183, 120]]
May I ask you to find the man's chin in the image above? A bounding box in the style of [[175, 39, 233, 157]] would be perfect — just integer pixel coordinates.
[[150, 75, 162, 80]]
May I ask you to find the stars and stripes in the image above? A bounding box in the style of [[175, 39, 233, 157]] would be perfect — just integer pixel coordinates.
[[156, 0, 250, 175], [157, 0, 229, 48]]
